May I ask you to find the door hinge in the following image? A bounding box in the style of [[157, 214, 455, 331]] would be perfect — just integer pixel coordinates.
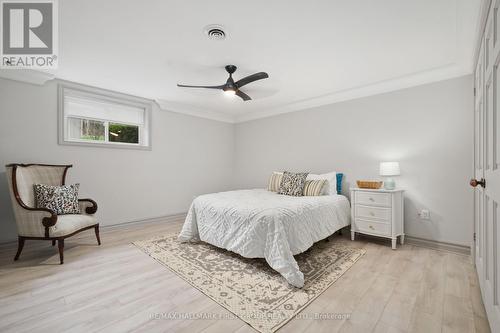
[[474, 88, 476, 97], [474, 232, 476, 241]]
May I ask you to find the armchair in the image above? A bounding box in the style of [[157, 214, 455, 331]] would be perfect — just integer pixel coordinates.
[[5, 163, 100, 264]]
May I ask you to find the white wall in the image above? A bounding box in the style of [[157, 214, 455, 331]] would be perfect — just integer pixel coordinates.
[[0, 78, 234, 242], [234, 75, 474, 246]]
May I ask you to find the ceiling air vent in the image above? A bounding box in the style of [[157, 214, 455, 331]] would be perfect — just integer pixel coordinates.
[[204, 25, 226, 41]]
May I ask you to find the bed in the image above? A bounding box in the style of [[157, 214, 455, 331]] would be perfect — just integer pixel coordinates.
[[178, 188, 351, 287]]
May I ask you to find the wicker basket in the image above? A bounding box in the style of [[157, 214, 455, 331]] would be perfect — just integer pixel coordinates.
[[356, 180, 383, 189]]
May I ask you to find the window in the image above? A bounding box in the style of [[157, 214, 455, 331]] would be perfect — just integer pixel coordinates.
[[58, 83, 152, 149]]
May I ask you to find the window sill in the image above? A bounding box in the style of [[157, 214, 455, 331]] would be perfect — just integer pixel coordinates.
[[59, 140, 152, 151]]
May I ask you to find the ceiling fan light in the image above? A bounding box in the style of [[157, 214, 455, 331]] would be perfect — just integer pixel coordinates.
[[224, 89, 236, 96]]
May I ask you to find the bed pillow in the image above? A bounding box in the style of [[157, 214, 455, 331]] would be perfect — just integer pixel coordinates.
[[303, 179, 327, 196], [34, 183, 81, 215], [307, 172, 337, 195], [278, 171, 309, 196], [267, 172, 283, 192]]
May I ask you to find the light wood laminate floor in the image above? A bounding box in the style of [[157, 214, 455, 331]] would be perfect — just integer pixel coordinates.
[[0, 218, 491, 333]]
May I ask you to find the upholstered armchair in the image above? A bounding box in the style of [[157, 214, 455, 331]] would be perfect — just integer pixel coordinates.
[[6, 164, 100, 264]]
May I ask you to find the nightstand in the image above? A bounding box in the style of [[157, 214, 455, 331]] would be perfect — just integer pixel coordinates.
[[350, 188, 404, 249]]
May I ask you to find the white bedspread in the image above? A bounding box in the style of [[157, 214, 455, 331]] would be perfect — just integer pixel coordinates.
[[178, 189, 351, 288]]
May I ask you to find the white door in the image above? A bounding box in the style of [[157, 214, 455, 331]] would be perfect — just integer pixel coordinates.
[[473, 1, 500, 330]]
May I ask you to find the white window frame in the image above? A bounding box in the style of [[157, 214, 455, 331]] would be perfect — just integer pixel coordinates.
[[58, 81, 152, 150]]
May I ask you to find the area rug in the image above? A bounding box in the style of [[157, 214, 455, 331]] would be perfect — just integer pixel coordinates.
[[133, 234, 365, 333]]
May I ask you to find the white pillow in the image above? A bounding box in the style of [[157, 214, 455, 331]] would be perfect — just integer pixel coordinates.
[[307, 172, 337, 195]]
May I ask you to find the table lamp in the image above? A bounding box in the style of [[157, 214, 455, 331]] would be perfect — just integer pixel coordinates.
[[380, 162, 400, 190]]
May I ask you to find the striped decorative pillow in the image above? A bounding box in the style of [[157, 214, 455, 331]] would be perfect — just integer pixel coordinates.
[[303, 179, 327, 196], [267, 172, 283, 192]]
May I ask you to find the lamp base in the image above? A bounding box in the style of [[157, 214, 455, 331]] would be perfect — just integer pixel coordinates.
[[383, 178, 396, 190]]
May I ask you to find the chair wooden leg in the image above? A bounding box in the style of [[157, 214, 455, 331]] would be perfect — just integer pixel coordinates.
[[52, 239, 56, 246], [94, 225, 101, 245], [58, 239, 64, 264], [14, 236, 25, 261]]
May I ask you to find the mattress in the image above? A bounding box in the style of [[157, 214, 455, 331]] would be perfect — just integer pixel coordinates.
[[178, 189, 351, 287]]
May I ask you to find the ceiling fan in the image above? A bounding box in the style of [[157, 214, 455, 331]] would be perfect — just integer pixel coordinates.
[[177, 65, 269, 101]]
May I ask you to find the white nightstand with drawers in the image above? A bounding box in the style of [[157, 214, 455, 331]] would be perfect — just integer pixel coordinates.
[[350, 188, 404, 249]]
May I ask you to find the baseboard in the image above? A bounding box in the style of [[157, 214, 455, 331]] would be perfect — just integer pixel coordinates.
[[101, 212, 187, 230], [405, 236, 471, 256]]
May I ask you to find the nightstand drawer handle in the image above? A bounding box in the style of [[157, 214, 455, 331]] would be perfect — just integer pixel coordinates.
[[369, 197, 374, 201], [369, 211, 375, 216], [369, 225, 374, 230]]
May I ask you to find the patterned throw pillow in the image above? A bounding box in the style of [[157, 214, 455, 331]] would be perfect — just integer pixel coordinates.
[[278, 171, 309, 196], [34, 183, 81, 215], [303, 179, 327, 196], [267, 172, 283, 192]]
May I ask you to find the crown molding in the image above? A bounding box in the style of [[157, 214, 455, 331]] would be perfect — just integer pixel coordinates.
[[235, 64, 472, 123], [155, 99, 236, 123], [0, 69, 55, 85]]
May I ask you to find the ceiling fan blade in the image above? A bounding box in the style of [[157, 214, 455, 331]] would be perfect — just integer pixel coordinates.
[[235, 72, 269, 88], [235, 90, 251, 101], [177, 84, 224, 89]]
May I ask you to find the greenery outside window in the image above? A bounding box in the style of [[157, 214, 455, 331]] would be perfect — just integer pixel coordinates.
[[108, 123, 139, 144]]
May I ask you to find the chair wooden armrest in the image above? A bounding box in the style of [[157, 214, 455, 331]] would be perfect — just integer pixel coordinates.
[[22, 207, 58, 230], [78, 198, 98, 215], [13, 188, 58, 237]]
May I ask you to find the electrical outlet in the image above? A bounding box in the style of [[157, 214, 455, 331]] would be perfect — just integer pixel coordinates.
[[419, 209, 430, 220]]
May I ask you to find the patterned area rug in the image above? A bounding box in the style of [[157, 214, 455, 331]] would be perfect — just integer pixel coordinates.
[[133, 234, 365, 333]]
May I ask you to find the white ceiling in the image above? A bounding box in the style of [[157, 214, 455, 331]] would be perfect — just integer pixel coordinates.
[[4, 0, 484, 123]]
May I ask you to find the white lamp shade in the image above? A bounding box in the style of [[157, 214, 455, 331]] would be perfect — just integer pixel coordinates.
[[380, 162, 400, 176]]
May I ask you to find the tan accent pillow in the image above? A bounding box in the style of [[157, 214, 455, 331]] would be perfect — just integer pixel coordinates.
[[303, 179, 327, 196], [267, 172, 283, 192]]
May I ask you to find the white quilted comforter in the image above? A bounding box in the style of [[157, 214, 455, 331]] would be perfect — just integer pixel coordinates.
[[178, 189, 351, 288]]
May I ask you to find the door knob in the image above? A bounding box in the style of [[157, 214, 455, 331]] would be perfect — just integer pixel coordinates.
[[470, 178, 486, 188]]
